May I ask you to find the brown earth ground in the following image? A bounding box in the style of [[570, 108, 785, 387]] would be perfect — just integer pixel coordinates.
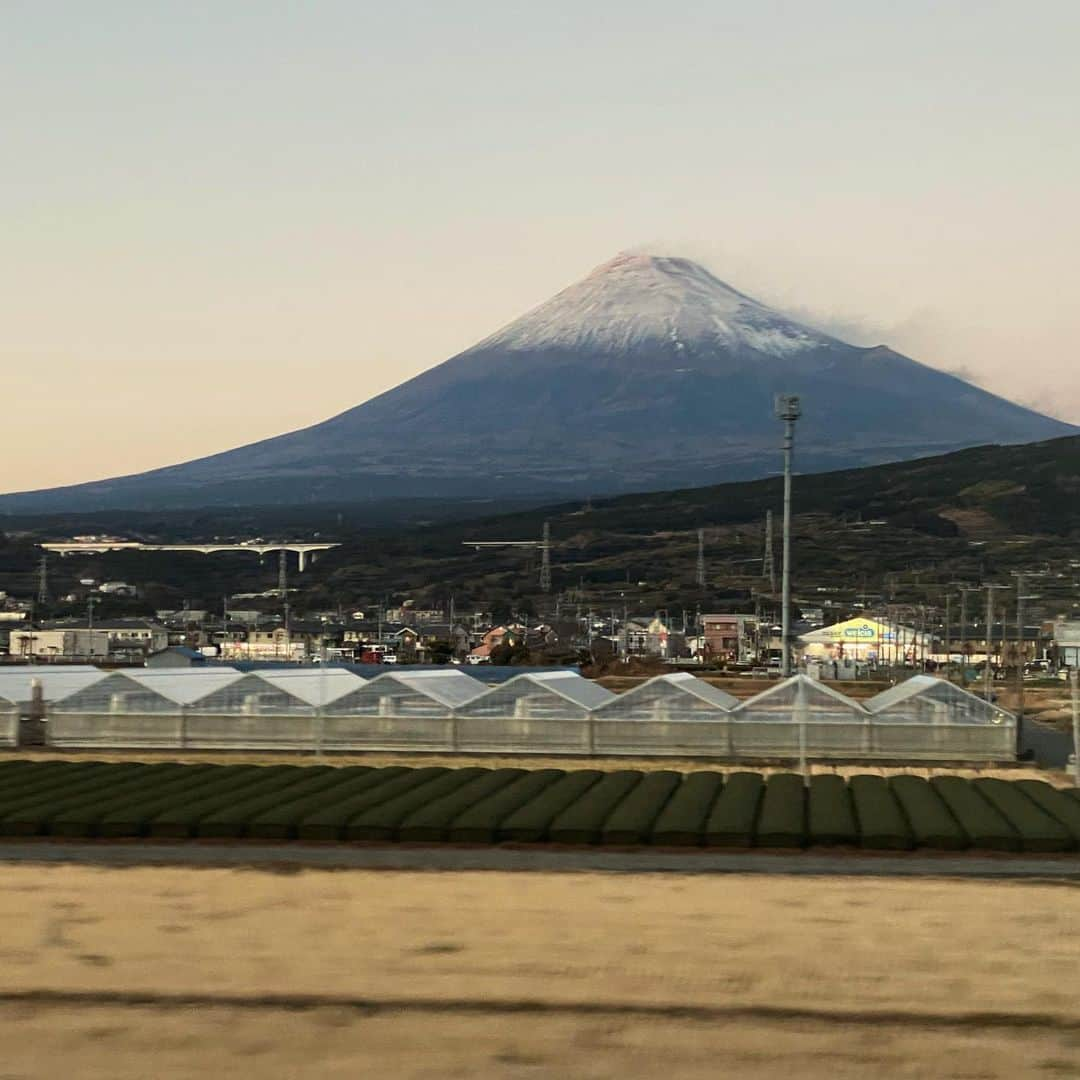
[[2, 746, 1068, 784], [3, 865, 1079, 1077]]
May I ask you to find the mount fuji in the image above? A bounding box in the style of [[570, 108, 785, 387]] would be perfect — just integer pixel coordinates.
[[4, 253, 1074, 511]]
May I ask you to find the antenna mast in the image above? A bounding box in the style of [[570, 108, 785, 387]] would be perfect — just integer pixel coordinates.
[[763, 510, 776, 593], [539, 520, 552, 593]]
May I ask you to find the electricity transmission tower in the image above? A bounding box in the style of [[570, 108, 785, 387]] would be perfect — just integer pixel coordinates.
[[278, 549, 288, 599], [466, 519, 553, 593], [37, 555, 48, 606], [695, 528, 706, 588]]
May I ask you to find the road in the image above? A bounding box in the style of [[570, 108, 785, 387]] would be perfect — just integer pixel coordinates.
[[1, 840, 1078, 878]]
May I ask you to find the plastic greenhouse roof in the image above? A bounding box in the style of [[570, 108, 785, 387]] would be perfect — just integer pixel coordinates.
[[122, 668, 246, 705], [254, 669, 367, 707], [864, 675, 1013, 718], [595, 671, 739, 712], [735, 674, 869, 713], [494, 671, 616, 710], [360, 670, 489, 708], [0, 667, 109, 705]]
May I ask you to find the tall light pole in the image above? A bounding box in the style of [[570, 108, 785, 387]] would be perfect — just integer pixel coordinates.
[[775, 394, 801, 677]]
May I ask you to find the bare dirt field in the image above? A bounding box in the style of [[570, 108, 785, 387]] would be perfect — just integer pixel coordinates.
[[3, 865, 1079, 1077], [4, 747, 1066, 784]]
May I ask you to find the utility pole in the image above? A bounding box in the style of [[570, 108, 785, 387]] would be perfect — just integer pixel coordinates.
[[539, 520, 552, 593], [696, 528, 706, 589], [37, 555, 48, 607], [983, 584, 1006, 701], [763, 511, 776, 593], [944, 593, 951, 681], [1071, 668, 1080, 787], [775, 394, 801, 677], [1012, 573, 1040, 733]]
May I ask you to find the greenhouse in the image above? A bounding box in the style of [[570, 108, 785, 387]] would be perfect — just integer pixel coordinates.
[[454, 671, 616, 754], [176, 668, 369, 750], [316, 670, 488, 752], [732, 674, 871, 757], [0, 666, 109, 711], [864, 675, 1015, 760], [590, 672, 737, 756], [47, 668, 245, 748], [186, 669, 365, 714], [0, 693, 17, 747]]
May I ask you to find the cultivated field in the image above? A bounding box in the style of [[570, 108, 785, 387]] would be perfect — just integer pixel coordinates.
[[2, 866, 1079, 1077], [2, 760, 1078, 849]]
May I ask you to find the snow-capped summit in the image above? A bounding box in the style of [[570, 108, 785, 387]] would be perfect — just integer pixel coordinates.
[[474, 252, 832, 359], [1, 252, 1073, 511]]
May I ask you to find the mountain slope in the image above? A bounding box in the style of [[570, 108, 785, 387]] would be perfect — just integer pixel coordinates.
[[3, 253, 1072, 511]]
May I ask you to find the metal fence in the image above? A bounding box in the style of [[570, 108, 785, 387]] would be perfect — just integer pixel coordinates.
[[42, 709, 1016, 762]]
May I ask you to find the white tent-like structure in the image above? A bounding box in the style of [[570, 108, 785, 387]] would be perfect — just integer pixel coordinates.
[[47, 668, 245, 748], [312, 670, 489, 752], [324, 670, 485, 717], [0, 693, 17, 747], [0, 666, 109, 710], [732, 674, 870, 756], [453, 671, 616, 754], [187, 669, 365, 714], [590, 672, 737, 756], [864, 675, 1015, 759], [865, 675, 1013, 724], [593, 673, 737, 721]]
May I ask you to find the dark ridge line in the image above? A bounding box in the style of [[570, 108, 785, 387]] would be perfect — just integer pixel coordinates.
[[1, 990, 1078, 1032]]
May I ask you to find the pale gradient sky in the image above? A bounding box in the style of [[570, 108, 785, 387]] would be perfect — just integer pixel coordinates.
[[3, 0, 1078, 493]]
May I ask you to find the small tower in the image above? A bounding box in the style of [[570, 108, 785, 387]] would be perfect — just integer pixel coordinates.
[[763, 510, 776, 593], [539, 520, 552, 593]]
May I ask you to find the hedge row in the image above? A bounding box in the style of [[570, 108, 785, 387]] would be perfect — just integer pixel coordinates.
[[889, 776, 967, 850], [703, 772, 763, 846], [0, 761, 1077, 850], [247, 767, 399, 840], [398, 769, 526, 843], [99, 765, 268, 837], [548, 771, 644, 845], [345, 768, 489, 842], [600, 771, 682, 845], [498, 770, 604, 842], [297, 767, 451, 841], [848, 775, 913, 850], [650, 771, 724, 846], [0, 763, 196, 837], [808, 775, 858, 847], [446, 770, 565, 843], [756, 773, 806, 848], [930, 776, 1020, 852]]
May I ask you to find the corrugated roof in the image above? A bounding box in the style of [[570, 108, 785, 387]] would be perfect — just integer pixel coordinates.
[[0, 667, 109, 705], [595, 672, 739, 712]]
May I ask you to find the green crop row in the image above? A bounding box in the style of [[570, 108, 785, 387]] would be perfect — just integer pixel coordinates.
[[0, 761, 1077, 851]]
